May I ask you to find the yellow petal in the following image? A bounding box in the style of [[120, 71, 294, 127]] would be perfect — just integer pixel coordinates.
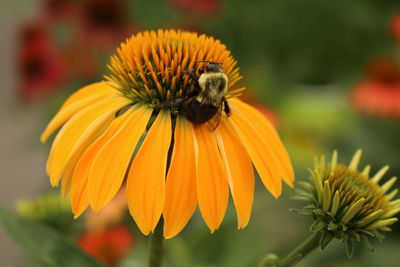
[[230, 99, 294, 186], [70, 110, 132, 218], [88, 105, 152, 211], [227, 104, 283, 198], [60, 81, 116, 110], [216, 119, 254, 229], [48, 96, 129, 186], [127, 109, 172, 235], [41, 82, 117, 143], [194, 124, 229, 233], [61, 167, 74, 197], [163, 116, 197, 239]]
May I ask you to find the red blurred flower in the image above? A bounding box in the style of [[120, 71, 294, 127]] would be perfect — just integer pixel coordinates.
[[44, 0, 79, 20], [81, 0, 133, 49], [390, 14, 400, 42], [171, 0, 221, 16], [17, 21, 66, 101], [77, 226, 133, 265], [351, 56, 400, 118]]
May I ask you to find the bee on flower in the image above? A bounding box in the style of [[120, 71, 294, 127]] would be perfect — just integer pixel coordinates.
[[41, 29, 294, 238]]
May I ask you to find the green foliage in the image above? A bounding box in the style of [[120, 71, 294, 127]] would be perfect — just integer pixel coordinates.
[[0, 206, 101, 267]]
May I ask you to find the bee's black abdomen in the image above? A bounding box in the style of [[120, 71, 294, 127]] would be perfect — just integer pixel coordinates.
[[185, 100, 218, 124]]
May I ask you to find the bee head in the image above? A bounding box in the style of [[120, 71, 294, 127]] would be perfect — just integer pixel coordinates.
[[195, 61, 224, 73]]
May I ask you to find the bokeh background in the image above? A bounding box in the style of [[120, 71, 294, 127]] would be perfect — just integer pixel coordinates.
[[1, 0, 400, 266]]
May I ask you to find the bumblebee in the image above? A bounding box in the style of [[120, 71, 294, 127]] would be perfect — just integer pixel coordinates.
[[162, 61, 231, 130]]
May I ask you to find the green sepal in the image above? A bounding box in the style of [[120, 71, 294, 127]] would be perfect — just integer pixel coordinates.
[[290, 208, 314, 217], [291, 195, 314, 202], [291, 193, 315, 202], [346, 240, 354, 258], [313, 209, 324, 216], [372, 230, 385, 241], [319, 231, 335, 250], [310, 219, 327, 232], [359, 229, 374, 237], [325, 211, 336, 221], [327, 221, 338, 231], [361, 236, 374, 253], [352, 231, 361, 242], [298, 181, 314, 191]]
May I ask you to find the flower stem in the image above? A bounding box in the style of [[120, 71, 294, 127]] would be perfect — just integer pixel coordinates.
[[148, 218, 164, 267], [260, 232, 321, 267], [278, 232, 320, 267]]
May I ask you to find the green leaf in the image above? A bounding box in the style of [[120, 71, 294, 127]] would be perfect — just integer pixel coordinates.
[[319, 231, 334, 250], [0, 206, 101, 267], [310, 219, 327, 232]]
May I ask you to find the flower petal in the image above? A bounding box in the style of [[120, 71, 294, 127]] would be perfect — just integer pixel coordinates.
[[48, 96, 130, 186], [41, 82, 117, 143], [230, 99, 294, 185], [227, 103, 283, 198], [163, 116, 197, 239], [127, 109, 172, 235], [70, 110, 132, 218], [61, 82, 116, 109], [88, 105, 152, 211], [61, 167, 74, 197], [216, 119, 254, 229], [194, 124, 229, 233]]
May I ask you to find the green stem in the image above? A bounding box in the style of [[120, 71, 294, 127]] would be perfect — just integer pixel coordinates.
[[279, 232, 321, 267], [148, 218, 164, 267], [260, 232, 321, 267]]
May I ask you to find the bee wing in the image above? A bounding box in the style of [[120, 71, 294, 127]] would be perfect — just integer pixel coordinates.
[[206, 103, 223, 132]]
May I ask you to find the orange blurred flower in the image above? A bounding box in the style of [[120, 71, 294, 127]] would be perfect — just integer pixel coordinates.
[[351, 56, 400, 118], [77, 226, 133, 265], [86, 187, 128, 231], [390, 13, 400, 41]]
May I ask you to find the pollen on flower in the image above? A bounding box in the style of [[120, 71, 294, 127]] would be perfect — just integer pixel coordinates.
[[106, 29, 243, 109]]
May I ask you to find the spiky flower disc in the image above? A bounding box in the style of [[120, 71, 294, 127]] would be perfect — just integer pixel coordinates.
[[107, 29, 243, 110], [293, 150, 400, 257]]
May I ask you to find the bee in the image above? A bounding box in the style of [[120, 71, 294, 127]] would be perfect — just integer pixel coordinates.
[[162, 61, 231, 130]]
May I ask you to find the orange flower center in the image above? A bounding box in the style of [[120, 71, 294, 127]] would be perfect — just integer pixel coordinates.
[[106, 29, 242, 110]]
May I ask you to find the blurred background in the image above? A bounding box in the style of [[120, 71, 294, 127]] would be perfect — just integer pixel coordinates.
[[1, 0, 400, 266]]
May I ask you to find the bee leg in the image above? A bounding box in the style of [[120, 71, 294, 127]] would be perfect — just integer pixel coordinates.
[[183, 70, 199, 82], [160, 97, 187, 108], [223, 98, 231, 117], [187, 85, 201, 98], [189, 71, 198, 82]]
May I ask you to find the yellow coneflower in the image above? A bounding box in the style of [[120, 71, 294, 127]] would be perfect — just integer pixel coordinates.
[[293, 150, 400, 257], [41, 29, 294, 238]]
